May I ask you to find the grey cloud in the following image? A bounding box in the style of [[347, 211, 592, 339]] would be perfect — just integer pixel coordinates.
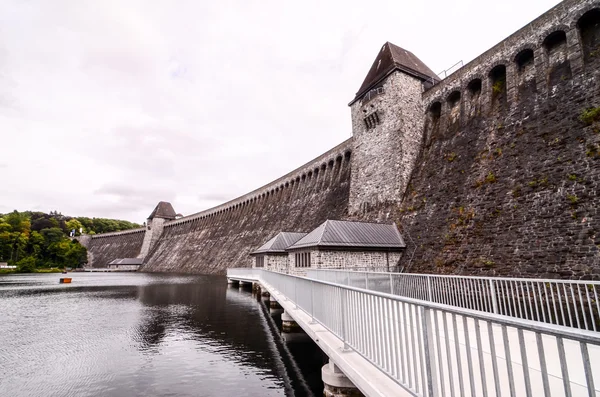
[[198, 193, 235, 202], [0, 0, 560, 221]]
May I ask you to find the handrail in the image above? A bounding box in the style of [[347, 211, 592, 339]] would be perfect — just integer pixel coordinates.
[[307, 269, 600, 332], [228, 268, 600, 397]]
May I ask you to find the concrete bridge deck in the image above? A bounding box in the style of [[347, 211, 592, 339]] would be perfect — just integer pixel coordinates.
[[227, 268, 600, 397]]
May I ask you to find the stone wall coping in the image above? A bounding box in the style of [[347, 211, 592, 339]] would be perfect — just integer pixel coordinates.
[[422, 0, 595, 104], [90, 228, 146, 239], [165, 138, 353, 227]]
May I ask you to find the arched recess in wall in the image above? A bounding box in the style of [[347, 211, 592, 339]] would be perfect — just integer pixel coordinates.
[[489, 64, 507, 112], [344, 150, 351, 162], [446, 90, 461, 130], [424, 101, 442, 147], [466, 78, 482, 119], [543, 30, 571, 86], [578, 9, 600, 66], [334, 156, 343, 179], [514, 48, 536, 99]]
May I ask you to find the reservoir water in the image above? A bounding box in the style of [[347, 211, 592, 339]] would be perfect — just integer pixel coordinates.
[[0, 273, 325, 396]]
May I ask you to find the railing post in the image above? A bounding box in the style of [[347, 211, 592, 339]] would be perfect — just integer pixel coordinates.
[[310, 280, 316, 324], [489, 279, 499, 314], [365, 272, 369, 290], [421, 306, 438, 397], [341, 288, 350, 351], [390, 273, 394, 294], [427, 276, 433, 302], [294, 277, 298, 308]]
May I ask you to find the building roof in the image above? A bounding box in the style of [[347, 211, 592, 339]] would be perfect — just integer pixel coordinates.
[[108, 258, 143, 265], [351, 42, 439, 104], [148, 201, 177, 220], [287, 220, 406, 251], [251, 232, 308, 255]]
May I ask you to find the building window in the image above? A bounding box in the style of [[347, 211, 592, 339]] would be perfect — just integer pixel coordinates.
[[363, 111, 380, 130], [256, 256, 264, 268], [294, 252, 311, 268]]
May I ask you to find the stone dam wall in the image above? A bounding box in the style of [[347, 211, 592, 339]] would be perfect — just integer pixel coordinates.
[[142, 140, 352, 274], [390, 0, 600, 278], [87, 0, 600, 278], [86, 228, 145, 268]]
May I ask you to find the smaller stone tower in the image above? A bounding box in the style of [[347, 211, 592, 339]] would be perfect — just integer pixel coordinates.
[[348, 42, 439, 215], [139, 201, 177, 259]]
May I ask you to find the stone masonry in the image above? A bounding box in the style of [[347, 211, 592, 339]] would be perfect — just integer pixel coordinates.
[[349, 47, 430, 215], [90, 0, 600, 278]]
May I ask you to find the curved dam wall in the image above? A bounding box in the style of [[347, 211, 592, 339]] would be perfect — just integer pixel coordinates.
[[142, 140, 353, 274], [394, 0, 600, 278], [87, 0, 600, 279], [86, 228, 146, 268]]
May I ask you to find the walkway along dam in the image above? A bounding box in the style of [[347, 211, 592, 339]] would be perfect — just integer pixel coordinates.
[[85, 0, 600, 278]]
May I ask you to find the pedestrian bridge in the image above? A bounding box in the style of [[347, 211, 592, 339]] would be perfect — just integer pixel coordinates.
[[227, 268, 600, 397]]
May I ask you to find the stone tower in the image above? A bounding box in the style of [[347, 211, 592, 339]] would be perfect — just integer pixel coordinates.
[[348, 42, 439, 215], [139, 201, 177, 259]]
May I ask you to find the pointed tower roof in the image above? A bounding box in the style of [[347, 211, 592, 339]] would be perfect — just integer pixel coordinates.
[[351, 42, 439, 104], [251, 232, 308, 255], [148, 201, 177, 220], [287, 220, 406, 251]]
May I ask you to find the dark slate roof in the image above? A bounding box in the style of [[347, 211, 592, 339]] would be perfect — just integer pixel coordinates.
[[351, 42, 439, 104], [148, 201, 177, 220], [287, 220, 406, 250], [251, 232, 308, 255], [108, 258, 143, 265]]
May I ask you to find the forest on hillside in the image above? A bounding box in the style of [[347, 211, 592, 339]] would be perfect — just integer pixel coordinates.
[[0, 210, 142, 272]]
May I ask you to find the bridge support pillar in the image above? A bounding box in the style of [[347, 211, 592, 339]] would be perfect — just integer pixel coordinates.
[[281, 311, 302, 333], [238, 281, 251, 289], [322, 362, 363, 397], [227, 278, 238, 285], [270, 296, 281, 309]]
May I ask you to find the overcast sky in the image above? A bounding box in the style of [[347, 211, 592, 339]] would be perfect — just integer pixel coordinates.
[[0, 0, 561, 223]]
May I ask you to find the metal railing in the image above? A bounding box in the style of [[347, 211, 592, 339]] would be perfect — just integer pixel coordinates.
[[307, 269, 600, 332], [229, 269, 600, 397], [226, 267, 260, 280]]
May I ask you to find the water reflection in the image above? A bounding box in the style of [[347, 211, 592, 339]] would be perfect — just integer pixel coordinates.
[[0, 273, 325, 397]]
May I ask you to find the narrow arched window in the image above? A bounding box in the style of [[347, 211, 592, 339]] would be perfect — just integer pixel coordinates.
[[578, 9, 600, 64]]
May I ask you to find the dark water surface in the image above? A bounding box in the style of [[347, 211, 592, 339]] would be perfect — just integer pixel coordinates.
[[0, 273, 325, 397]]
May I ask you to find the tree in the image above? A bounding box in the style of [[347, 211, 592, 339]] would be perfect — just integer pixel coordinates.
[[31, 217, 59, 232], [5, 211, 30, 234], [16, 257, 36, 273], [65, 219, 83, 236], [65, 241, 87, 268]]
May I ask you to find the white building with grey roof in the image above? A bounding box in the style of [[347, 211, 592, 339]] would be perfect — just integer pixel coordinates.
[[250, 220, 406, 276], [250, 232, 307, 273], [286, 220, 405, 276]]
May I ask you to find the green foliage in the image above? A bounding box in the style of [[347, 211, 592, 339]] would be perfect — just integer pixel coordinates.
[[512, 185, 522, 198], [0, 210, 138, 273], [0, 209, 141, 272], [567, 194, 579, 205], [474, 171, 497, 188], [446, 152, 457, 162], [492, 79, 505, 95], [16, 257, 36, 273], [580, 107, 600, 126]]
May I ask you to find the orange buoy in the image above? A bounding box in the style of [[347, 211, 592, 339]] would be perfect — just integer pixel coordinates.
[[59, 278, 72, 284]]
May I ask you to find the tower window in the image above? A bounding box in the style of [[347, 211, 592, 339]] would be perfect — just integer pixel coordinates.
[[364, 111, 380, 130]]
